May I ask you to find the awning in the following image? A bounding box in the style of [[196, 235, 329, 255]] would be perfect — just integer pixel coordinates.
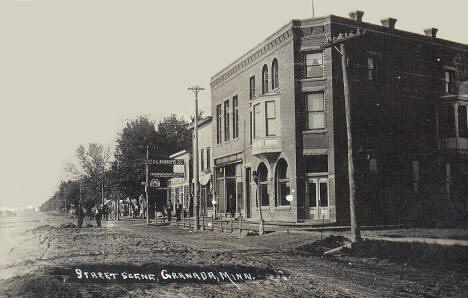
[[193, 173, 212, 186]]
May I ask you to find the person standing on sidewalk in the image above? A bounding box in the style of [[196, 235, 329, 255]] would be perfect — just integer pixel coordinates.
[[76, 203, 84, 228], [175, 201, 182, 221], [166, 200, 173, 222], [94, 204, 102, 227]]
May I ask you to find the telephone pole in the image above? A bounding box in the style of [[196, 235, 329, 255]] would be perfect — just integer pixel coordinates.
[[312, 0, 315, 18], [188, 85, 204, 231], [145, 145, 150, 224], [324, 30, 365, 243]]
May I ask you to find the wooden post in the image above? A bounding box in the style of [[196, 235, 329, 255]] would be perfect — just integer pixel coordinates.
[[340, 42, 361, 243], [145, 145, 150, 224], [253, 176, 264, 235], [239, 217, 243, 235], [188, 85, 204, 231]]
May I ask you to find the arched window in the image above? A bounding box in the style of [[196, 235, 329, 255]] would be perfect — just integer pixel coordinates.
[[275, 159, 290, 206], [262, 65, 269, 94], [257, 163, 269, 206], [271, 59, 279, 89]]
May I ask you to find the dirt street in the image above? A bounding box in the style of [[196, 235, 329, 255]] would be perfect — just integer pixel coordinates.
[[1, 213, 467, 297]]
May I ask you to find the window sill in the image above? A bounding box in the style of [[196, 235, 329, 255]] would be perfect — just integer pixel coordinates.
[[303, 129, 327, 134], [438, 94, 458, 100], [223, 138, 236, 145], [302, 77, 326, 82]]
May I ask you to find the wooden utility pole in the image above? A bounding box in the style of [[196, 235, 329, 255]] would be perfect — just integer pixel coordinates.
[[324, 30, 365, 243], [312, 0, 315, 18], [188, 85, 205, 231], [145, 145, 150, 224]]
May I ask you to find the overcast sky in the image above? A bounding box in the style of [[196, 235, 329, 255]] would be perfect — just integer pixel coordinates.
[[0, 0, 466, 209]]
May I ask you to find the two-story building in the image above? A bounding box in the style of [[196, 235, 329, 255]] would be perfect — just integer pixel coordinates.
[[168, 150, 191, 215], [168, 117, 214, 217], [210, 11, 468, 225], [190, 117, 214, 217]]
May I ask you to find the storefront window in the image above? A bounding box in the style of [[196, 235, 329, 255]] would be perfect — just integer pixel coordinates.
[[258, 163, 269, 206], [276, 159, 290, 206]]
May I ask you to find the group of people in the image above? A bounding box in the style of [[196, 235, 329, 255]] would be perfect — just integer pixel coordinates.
[[75, 203, 107, 228], [165, 200, 184, 222], [74, 199, 184, 227]]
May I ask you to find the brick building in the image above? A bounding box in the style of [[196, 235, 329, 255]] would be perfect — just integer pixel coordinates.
[[209, 11, 468, 225]]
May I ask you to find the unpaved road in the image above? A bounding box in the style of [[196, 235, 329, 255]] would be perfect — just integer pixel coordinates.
[[1, 213, 467, 297]]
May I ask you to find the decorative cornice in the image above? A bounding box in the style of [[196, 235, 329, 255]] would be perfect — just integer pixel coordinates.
[[210, 17, 333, 91], [211, 27, 294, 90]]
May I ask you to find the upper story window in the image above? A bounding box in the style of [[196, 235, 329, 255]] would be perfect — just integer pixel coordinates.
[[249, 110, 253, 144], [444, 69, 456, 94], [459, 105, 468, 138], [249, 76, 255, 100], [271, 59, 279, 90], [200, 148, 204, 171], [305, 52, 323, 78], [412, 160, 419, 193], [262, 65, 269, 94], [216, 104, 222, 144], [306, 93, 325, 130], [368, 56, 377, 81], [439, 104, 455, 138], [253, 103, 261, 139], [265, 101, 276, 136], [232, 96, 239, 139], [224, 100, 230, 142]]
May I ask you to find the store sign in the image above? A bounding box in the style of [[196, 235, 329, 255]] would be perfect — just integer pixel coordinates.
[[214, 153, 242, 166], [150, 172, 184, 178], [145, 159, 184, 165]]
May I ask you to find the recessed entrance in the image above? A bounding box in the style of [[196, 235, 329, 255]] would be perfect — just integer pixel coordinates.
[[306, 175, 329, 220]]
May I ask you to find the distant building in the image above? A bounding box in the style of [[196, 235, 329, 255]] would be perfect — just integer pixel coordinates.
[[209, 11, 468, 225], [168, 150, 191, 215], [191, 117, 214, 217], [168, 116, 213, 217]]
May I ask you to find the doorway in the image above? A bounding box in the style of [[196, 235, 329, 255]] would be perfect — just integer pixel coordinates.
[[246, 168, 251, 218], [226, 179, 236, 216], [306, 176, 329, 220]]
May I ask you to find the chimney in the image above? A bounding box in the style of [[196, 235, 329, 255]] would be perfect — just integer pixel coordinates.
[[381, 18, 397, 29], [424, 27, 438, 38], [349, 10, 364, 23]]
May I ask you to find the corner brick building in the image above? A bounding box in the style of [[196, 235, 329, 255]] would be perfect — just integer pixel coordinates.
[[209, 11, 468, 225]]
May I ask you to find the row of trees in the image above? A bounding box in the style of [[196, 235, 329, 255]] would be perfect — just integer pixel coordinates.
[[40, 114, 192, 213]]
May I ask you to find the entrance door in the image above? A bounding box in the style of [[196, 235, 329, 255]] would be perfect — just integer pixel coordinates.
[[226, 179, 236, 216], [307, 177, 329, 220], [246, 168, 251, 218]]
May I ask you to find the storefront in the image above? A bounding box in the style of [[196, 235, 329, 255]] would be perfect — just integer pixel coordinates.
[[214, 153, 243, 217]]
